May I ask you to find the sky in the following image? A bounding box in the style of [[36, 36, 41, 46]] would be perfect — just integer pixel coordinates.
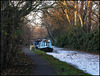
[[27, 11, 42, 26], [26, 1, 55, 26]]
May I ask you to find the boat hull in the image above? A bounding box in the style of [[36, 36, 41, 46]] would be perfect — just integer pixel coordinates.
[[38, 47, 53, 52]]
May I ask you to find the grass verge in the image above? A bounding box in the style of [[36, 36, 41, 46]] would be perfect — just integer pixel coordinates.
[[33, 49, 92, 75]]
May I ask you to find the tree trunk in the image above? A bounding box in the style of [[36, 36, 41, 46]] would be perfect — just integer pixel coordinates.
[[46, 26, 55, 42]]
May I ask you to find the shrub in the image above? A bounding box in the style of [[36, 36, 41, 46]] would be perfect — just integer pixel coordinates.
[[56, 27, 99, 54]]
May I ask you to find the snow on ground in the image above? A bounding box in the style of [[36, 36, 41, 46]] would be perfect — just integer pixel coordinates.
[[47, 47, 99, 75]]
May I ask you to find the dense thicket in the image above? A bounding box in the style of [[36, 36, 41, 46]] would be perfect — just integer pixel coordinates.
[[1, 1, 42, 71], [1, 5, 23, 70], [56, 26, 99, 53]]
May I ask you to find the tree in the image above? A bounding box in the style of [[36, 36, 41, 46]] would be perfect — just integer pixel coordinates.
[[1, 0, 45, 70]]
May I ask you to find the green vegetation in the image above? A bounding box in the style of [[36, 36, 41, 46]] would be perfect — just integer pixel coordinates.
[[55, 27, 99, 54], [33, 49, 91, 75]]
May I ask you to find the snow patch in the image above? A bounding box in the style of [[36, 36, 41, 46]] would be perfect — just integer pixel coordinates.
[[47, 50, 99, 75]]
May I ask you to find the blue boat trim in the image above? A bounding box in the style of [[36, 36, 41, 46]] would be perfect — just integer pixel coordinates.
[[33, 39, 53, 52]]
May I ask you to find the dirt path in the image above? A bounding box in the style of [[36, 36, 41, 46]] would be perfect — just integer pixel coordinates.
[[22, 47, 55, 75]]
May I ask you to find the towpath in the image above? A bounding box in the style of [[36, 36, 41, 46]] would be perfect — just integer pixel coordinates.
[[22, 47, 55, 75]]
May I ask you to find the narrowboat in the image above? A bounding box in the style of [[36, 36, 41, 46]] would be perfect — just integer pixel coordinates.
[[33, 39, 53, 52]]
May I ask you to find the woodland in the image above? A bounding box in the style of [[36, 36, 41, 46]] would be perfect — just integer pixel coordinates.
[[1, 0, 99, 72]]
